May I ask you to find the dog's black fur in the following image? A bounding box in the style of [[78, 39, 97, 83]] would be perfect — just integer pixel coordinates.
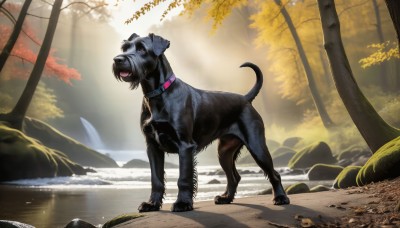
[[112, 33, 290, 212]]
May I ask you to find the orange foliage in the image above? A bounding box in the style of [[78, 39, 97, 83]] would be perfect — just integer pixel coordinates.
[[0, 3, 81, 84]]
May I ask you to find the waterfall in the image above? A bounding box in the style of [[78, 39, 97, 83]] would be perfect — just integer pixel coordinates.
[[80, 117, 105, 150]]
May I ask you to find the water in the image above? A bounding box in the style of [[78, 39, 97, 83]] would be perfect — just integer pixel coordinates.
[[0, 166, 333, 227], [79, 117, 105, 150]]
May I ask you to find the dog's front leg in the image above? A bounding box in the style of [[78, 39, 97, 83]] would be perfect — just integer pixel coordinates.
[[171, 143, 197, 212], [138, 139, 165, 212]]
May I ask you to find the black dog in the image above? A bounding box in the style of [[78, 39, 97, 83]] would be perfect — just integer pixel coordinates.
[[112, 33, 290, 212]]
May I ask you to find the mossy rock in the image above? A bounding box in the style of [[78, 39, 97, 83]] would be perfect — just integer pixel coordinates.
[[102, 213, 144, 228], [23, 118, 118, 168], [288, 142, 336, 169], [356, 137, 400, 186], [283, 137, 303, 148], [266, 139, 281, 152], [0, 124, 86, 181], [258, 188, 273, 195], [307, 164, 343, 180], [310, 185, 330, 193], [272, 147, 296, 167], [333, 166, 361, 189], [285, 182, 310, 195], [122, 159, 178, 168]]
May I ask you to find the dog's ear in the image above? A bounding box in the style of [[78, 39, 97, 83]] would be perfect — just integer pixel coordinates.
[[128, 33, 140, 41], [149, 33, 170, 56]]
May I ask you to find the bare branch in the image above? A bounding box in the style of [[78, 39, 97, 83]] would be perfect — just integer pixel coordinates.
[[0, 7, 16, 23], [41, 0, 53, 6], [0, 0, 7, 8], [27, 12, 50, 19]]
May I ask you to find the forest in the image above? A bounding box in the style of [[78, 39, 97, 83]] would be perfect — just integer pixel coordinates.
[[0, 0, 399, 227]]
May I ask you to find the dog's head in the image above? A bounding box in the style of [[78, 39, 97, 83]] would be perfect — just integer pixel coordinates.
[[112, 33, 170, 89]]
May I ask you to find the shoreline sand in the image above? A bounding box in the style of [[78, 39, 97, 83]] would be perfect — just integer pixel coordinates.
[[117, 190, 376, 227]]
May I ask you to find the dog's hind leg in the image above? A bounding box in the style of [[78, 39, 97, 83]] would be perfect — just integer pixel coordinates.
[[240, 108, 290, 205], [214, 134, 243, 204], [138, 138, 165, 212]]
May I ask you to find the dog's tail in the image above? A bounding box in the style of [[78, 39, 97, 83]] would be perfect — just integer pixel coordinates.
[[241, 62, 263, 103]]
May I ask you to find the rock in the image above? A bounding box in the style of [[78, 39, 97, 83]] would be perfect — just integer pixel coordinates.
[[333, 166, 362, 189], [338, 146, 371, 161], [23, 117, 118, 168], [288, 142, 336, 169], [122, 159, 178, 168], [310, 185, 331, 192], [102, 213, 144, 228], [285, 182, 310, 195], [0, 124, 86, 181], [237, 153, 255, 165], [122, 159, 149, 168], [266, 139, 281, 152], [356, 136, 400, 186], [238, 170, 256, 175], [283, 137, 303, 148], [258, 188, 273, 195], [0, 220, 35, 228], [271, 147, 296, 167], [65, 218, 96, 228], [307, 164, 343, 180], [207, 179, 221, 184]]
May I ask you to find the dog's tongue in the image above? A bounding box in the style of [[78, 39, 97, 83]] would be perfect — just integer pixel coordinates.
[[119, 71, 130, 77]]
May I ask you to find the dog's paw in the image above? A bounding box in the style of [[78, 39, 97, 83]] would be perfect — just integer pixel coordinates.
[[171, 201, 193, 212], [273, 195, 290, 205], [138, 202, 161, 212], [214, 195, 234, 204]]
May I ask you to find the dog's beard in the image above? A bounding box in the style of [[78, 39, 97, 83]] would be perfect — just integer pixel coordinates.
[[113, 55, 146, 90]]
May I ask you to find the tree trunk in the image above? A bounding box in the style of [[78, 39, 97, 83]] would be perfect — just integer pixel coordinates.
[[317, 0, 399, 153], [384, 0, 400, 49], [372, 0, 389, 90], [274, 0, 334, 128], [0, 0, 32, 73], [6, 0, 63, 130]]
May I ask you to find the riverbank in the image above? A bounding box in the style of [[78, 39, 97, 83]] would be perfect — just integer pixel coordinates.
[[117, 177, 400, 227]]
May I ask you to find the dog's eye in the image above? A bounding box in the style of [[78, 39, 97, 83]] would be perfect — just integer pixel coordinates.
[[136, 44, 146, 54]]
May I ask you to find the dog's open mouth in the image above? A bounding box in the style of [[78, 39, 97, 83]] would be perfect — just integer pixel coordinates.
[[119, 71, 132, 78]]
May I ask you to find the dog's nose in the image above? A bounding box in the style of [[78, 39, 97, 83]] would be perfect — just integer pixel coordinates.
[[113, 56, 125, 64]]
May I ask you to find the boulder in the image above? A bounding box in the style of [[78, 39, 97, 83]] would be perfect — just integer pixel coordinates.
[[207, 179, 221, 184], [288, 142, 336, 169], [0, 124, 86, 182], [285, 182, 310, 195], [237, 153, 255, 165], [23, 117, 118, 168], [338, 146, 371, 161], [258, 188, 272, 195], [356, 136, 400, 186], [102, 213, 144, 228], [0, 220, 35, 228], [310, 185, 330, 193], [333, 166, 361, 189], [65, 218, 96, 228], [266, 139, 281, 152], [282, 137, 303, 148], [307, 164, 343, 180], [271, 147, 296, 167], [122, 159, 178, 169]]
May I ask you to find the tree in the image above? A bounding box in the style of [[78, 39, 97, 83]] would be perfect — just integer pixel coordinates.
[[0, 0, 32, 72], [1, 0, 64, 130], [317, 0, 400, 153], [272, 0, 334, 128], [384, 0, 400, 49]]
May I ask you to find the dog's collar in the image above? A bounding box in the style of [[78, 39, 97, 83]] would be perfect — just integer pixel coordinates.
[[145, 74, 176, 98]]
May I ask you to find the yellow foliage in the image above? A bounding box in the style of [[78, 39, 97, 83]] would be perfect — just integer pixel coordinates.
[[359, 41, 400, 68]]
